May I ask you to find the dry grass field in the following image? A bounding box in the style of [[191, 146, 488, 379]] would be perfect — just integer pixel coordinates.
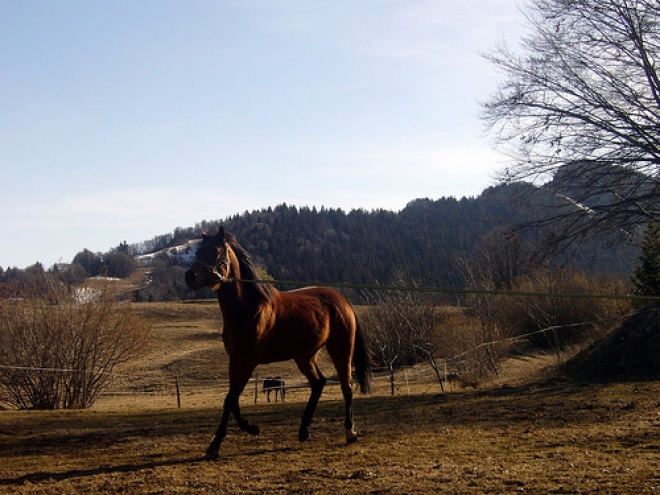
[[2, 301, 660, 494]]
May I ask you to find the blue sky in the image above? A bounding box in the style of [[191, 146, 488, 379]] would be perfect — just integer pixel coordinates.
[[1, 1, 525, 269]]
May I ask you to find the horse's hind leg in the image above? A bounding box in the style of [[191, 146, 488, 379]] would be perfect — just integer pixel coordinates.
[[295, 355, 326, 442], [326, 340, 358, 443], [340, 380, 357, 443]]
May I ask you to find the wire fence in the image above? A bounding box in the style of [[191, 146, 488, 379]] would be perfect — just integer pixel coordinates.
[[0, 364, 459, 410], [1, 303, 644, 411], [229, 277, 660, 302], [2, 275, 657, 410]]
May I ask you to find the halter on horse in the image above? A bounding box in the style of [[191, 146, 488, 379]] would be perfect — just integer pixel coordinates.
[[185, 227, 372, 459]]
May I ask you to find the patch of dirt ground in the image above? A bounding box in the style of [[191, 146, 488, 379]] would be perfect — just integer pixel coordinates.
[[2, 380, 660, 494], [3, 302, 660, 493]]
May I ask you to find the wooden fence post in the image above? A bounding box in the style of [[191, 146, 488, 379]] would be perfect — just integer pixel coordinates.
[[175, 375, 181, 409], [254, 373, 259, 404]]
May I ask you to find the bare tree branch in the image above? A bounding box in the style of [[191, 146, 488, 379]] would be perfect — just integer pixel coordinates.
[[483, 0, 660, 251]]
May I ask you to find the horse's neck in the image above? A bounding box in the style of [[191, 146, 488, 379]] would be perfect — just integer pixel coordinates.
[[216, 280, 263, 326], [217, 283, 244, 319], [216, 254, 274, 326], [216, 255, 247, 318]]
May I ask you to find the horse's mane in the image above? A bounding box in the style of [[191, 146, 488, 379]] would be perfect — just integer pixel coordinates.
[[225, 232, 278, 301]]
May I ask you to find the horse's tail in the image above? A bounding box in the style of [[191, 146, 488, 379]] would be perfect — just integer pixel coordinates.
[[353, 312, 373, 394]]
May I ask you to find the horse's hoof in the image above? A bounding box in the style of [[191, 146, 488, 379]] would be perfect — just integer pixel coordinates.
[[298, 429, 309, 442], [247, 424, 260, 436], [205, 443, 220, 460], [346, 429, 359, 443], [204, 450, 220, 461]]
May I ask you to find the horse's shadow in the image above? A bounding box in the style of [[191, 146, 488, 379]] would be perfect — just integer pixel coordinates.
[[0, 456, 203, 486], [1, 445, 299, 486]]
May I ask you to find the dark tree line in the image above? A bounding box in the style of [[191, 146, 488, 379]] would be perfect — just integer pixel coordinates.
[[1, 243, 137, 299], [125, 184, 637, 301], [130, 190, 518, 292], [192, 185, 635, 286]]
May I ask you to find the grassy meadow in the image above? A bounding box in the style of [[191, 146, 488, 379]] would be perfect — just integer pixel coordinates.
[[1, 301, 660, 494]]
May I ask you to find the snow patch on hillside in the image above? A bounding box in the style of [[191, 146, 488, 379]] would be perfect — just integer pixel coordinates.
[[135, 240, 200, 267]]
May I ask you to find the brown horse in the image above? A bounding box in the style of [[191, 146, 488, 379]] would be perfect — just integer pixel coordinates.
[[184, 227, 372, 459], [263, 376, 286, 402]]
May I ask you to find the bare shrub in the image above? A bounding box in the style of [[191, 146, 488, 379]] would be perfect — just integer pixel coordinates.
[[362, 274, 449, 393], [457, 231, 531, 386], [460, 228, 632, 386], [503, 269, 632, 351], [0, 283, 151, 409], [454, 270, 631, 386], [433, 295, 516, 388]]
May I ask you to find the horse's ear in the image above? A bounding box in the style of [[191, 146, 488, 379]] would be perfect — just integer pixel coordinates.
[[201, 230, 208, 239], [215, 226, 226, 242]]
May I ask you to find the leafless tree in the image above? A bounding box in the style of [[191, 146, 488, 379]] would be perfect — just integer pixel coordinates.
[[467, 228, 538, 291], [483, 0, 660, 251], [362, 293, 404, 395], [458, 232, 531, 383]]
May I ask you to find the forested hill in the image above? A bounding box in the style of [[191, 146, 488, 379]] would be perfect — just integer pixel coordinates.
[[222, 195, 494, 288], [135, 183, 636, 289]]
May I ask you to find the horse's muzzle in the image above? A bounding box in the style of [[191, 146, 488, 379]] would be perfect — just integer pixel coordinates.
[[185, 267, 223, 291]]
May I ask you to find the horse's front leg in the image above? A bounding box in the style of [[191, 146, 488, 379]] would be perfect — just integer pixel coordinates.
[[232, 400, 260, 436], [206, 388, 240, 459], [206, 363, 258, 459]]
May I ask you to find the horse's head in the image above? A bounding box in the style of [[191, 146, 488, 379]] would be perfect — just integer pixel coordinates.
[[185, 227, 233, 291]]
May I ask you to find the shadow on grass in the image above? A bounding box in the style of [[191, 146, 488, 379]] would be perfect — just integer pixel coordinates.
[[0, 455, 206, 486], [0, 445, 298, 486]]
